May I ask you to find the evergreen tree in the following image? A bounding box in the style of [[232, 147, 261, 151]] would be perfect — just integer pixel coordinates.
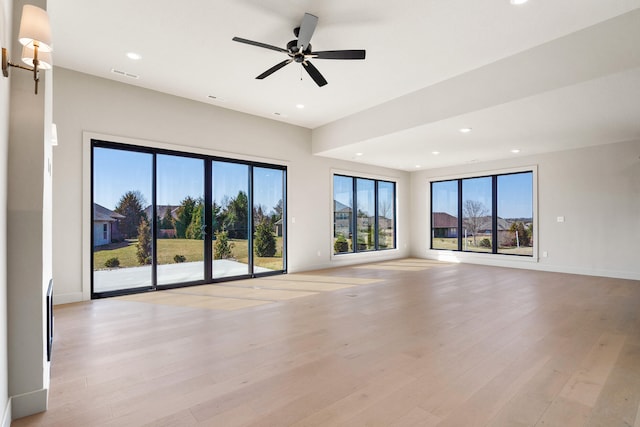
[[136, 218, 152, 265], [114, 190, 147, 239], [160, 207, 174, 229], [224, 191, 249, 239], [186, 200, 204, 240], [213, 230, 234, 260], [175, 196, 197, 238], [254, 220, 277, 257]]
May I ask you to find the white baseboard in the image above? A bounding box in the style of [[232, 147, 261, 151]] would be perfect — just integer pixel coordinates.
[[10, 388, 47, 420], [423, 252, 640, 280], [54, 291, 84, 305], [2, 398, 10, 427]]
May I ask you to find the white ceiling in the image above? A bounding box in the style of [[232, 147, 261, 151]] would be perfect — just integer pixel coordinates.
[[47, 0, 640, 171]]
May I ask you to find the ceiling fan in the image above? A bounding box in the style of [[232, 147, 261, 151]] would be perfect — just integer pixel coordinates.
[[232, 13, 366, 87]]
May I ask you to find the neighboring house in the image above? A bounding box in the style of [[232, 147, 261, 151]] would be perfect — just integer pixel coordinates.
[[432, 212, 458, 238], [333, 200, 352, 238], [274, 218, 283, 237], [93, 203, 125, 247]]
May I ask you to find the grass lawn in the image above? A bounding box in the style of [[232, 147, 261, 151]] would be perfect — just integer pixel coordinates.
[[431, 236, 533, 255], [94, 237, 284, 270]]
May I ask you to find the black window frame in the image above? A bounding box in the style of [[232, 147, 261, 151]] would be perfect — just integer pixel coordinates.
[[430, 170, 534, 257], [91, 139, 287, 299], [333, 174, 397, 255]]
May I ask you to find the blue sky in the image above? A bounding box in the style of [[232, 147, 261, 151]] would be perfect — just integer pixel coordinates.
[[94, 148, 283, 212], [432, 172, 533, 219]]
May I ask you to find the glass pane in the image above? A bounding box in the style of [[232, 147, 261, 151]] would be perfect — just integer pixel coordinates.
[[497, 172, 533, 256], [431, 180, 458, 250], [156, 155, 204, 285], [333, 176, 353, 254], [462, 177, 492, 252], [93, 147, 153, 293], [356, 178, 375, 251], [377, 181, 395, 249], [253, 167, 284, 273], [212, 161, 249, 279]]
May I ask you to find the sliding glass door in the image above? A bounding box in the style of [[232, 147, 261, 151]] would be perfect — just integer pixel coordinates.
[[156, 154, 205, 285], [91, 140, 286, 297], [92, 146, 154, 294], [212, 161, 250, 279], [253, 167, 285, 274]]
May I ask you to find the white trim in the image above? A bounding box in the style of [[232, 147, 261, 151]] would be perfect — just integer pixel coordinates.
[[331, 167, 401, 182], [53, 292, 84, 305], [10, 388, 47, 420], [422, 253, 640, 281], [2, 398, 10, 427], [84, 131, 290, 167], [82, 131, 292, 300], [329, 169, 400, 262]]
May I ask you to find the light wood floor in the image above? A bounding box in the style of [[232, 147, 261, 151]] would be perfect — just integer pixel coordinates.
[[12, 259, 640, 426]]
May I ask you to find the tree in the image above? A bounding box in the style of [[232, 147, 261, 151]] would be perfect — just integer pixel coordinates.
[[254, 220, 276, 257], [114, 190, 147, 239], [224, 191, 249, 239], [186, 200, 204, 240], [509, 221, 531, 247], [253, 204, 267, 228], [334, 233, 349, 253], [463, 200, 488, 246], [175, 196, 197, 238], [160, 207, 174, 230], [136, 218, 152, 265], [213, 230, 234, 260]]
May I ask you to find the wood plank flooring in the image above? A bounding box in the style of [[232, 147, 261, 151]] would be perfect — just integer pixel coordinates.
[[12, 259, 640, 426]]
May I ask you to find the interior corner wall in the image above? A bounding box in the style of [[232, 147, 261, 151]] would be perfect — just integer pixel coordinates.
[[52, 67, 410, 304], [6, 0, 52, 420], [0, 1, 12, 426], [410, 139, 640, 280]]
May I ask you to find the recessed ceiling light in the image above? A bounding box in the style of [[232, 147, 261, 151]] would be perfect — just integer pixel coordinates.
[[415, 165, 421, 168], [432, 151, 440, 155], [459, 127, 472, 133], [511, 149, 521, 153], [355, 152, 363, 156], [296, 104, 305, 109], [510, 0, 528, 4], [126, 52, 142, 60]]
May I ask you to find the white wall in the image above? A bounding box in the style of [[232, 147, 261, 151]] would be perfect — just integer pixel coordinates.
[[52, 67, 410, 304], [6, 0, 53, 420], [0, 0, 12, 424], [411, 139, 640, 279]]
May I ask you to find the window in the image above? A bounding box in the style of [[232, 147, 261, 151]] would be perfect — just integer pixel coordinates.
[[333, 174, 396, 255], [431, 170, 534, 257], [92, 140, 287, 298]]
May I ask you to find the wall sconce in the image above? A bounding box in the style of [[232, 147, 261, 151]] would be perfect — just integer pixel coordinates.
[[2, 5, 53, 94]]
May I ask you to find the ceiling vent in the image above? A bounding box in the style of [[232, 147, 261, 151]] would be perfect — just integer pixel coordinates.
[[110, 68, 139, 79]]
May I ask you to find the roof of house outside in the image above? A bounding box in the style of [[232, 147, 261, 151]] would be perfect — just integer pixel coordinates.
[[432, 212, 457, 228], [93, 203, 125, 222]]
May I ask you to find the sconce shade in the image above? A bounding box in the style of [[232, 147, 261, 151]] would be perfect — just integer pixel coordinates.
[[18, 5, 53, 52], [21, 45, 52, 69]]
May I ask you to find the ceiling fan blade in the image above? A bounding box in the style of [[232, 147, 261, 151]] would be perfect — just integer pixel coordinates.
[[302, 61, 327, 87], [297, 13, 318, 51], [256, 59, 293, 79], [232, 37, 288, 53], [311, 50, 366, 60]]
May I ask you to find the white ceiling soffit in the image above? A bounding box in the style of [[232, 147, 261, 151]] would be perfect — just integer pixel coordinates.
[[312, 9, 640, 170], [47, 1, 640, 171]]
